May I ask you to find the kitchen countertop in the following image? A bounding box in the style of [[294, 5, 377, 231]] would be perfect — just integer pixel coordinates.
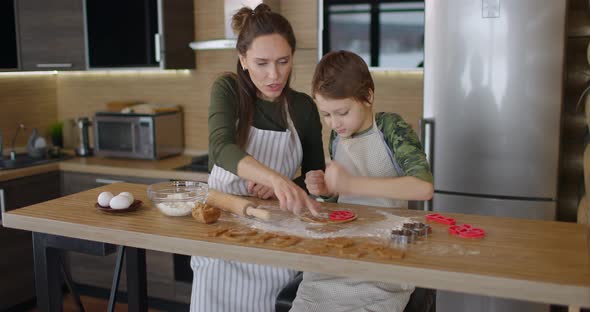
[[0, 162, 60, 182], [0, 154, 208, 182], [3, 182, 590, 308]]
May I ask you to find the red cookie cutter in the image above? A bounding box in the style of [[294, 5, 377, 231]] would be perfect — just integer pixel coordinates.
[[425, 213, 456, 225], [329, 210, 355, 221], [449, 224, 485, 239]]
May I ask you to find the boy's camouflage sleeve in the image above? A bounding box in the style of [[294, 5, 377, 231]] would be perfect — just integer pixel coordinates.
[[376, 112, 434, 183]]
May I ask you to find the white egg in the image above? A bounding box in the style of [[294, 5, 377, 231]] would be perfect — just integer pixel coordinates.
[[97, 192, 114, 207], [109, 195, 133, 209], [118, 191, 135, 202]]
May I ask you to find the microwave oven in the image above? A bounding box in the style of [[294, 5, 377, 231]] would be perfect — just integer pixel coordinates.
[[94, 111, 183, 159]]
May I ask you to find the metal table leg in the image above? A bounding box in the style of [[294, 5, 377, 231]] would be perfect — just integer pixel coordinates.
[[125, 247, 147, 312], [32, 232, 63, 312], [107, 246, 126, 312]]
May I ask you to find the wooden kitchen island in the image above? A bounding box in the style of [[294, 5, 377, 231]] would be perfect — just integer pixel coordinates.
[[2, 183, 590, 311]]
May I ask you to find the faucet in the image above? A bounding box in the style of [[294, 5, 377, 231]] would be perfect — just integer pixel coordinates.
[[10, 124, 25, 160]]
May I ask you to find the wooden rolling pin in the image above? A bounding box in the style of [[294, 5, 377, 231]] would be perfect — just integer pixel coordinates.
[[206, 189, 271, 221]]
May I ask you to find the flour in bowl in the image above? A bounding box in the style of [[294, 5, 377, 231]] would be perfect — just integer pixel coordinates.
[[156, 201, 195, 216]]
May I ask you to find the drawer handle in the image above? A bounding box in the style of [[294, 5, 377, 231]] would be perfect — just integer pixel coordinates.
[[36, 63, 73, 68], [0, 189, 5, 218], [154, 33, 161, 63], [95, 178, 125, 184]]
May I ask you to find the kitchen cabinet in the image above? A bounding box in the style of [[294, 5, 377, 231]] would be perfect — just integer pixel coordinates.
[[16, 0, 87, 71], [61, 171, 165, 196], [1, 171, 61, 217], [0, 0, 19, 70], [86, 0, 195, 69], [14, 0, 194, 72], [0, 171, 61, 310]]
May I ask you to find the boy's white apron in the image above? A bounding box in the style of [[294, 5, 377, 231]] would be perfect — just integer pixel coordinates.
[[290, 121, 413, 312], [190, 111, 302, 312], [334, 120, 407, 209]]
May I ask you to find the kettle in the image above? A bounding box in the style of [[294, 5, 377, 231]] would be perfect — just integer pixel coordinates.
[[26, 128, 47, 159], [75, 117, 93, 157]]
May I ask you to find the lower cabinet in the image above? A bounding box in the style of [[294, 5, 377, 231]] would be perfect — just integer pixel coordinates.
[[61, 171, 192, 304], [0, 171, 61, 310], [61, 171, 166, 196]]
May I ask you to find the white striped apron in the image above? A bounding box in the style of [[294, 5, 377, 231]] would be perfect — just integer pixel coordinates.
[[190, 109, 302, 312], [290, 121, 413, 312], [333, 119, 407, 208]]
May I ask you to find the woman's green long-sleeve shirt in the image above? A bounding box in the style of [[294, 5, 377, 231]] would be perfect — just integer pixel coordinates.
[[208, 75, 326, 188]]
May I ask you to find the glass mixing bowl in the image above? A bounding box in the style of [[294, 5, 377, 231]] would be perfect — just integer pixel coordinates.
[[147, 181, 208, 216]]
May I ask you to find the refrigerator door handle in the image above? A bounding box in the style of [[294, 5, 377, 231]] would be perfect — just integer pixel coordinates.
[[420, 118, 435, 171], [420, 118, 435, 211]]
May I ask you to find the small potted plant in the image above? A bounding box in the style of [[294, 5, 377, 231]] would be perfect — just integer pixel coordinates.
[[48, 122, 64, 158], [49, 121, 63, 148]]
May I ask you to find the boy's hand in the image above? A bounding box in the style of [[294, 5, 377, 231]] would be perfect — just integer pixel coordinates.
[[246, 181, 276, 200], [324, 161, 352, 194], [304, 170, 332, 197]]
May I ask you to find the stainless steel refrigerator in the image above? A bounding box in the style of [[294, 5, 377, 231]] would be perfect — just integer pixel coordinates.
[[422, 0, 566, 311]]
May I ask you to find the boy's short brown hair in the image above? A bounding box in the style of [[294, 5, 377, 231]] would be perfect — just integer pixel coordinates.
[[312, 50, 374, 104]]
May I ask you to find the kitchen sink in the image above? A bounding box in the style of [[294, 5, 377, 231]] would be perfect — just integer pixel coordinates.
[[0, 153, 71, 170]]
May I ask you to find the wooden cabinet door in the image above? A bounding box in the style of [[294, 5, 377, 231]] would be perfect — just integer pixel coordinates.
[[16, 0, 86, 71], [0, 171, 61, 309], [160, 0, 195, 69], [0, 171, 61, 212], [0, 222, 34, 310], [61, 171, 166, 196]]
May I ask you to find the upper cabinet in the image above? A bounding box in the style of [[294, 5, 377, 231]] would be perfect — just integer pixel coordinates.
[[17, 0, 87, 71], [157, 0, 196, 69], [12, 0, 195, 71], [0, 0, 19, 71], [86, 0, 194, 69]]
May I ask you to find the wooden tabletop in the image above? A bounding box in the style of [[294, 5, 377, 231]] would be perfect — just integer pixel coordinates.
[[2, 183, 590, 307]]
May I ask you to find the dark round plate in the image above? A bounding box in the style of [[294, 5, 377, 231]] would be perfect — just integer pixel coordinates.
[[95, 200, 142, 213]]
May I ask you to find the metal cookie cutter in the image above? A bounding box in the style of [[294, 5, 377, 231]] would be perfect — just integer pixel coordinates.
[[391, 228, 414, 245], [410, 222, 432, 238], [402, 222, 418, 241]]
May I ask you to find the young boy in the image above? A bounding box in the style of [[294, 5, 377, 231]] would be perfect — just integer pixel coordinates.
[[291, 51, 434, 312]]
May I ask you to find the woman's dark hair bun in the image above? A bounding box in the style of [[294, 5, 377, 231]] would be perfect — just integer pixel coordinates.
[[253, 3, 271, 15], [231, 4, 273, 35]]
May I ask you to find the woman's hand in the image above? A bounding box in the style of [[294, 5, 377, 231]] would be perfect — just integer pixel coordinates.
[[305, 170, 333, 197], [324, 161, 353, 195], [270, 175, 320, 216], [246, 181, 276, 199], [236, 156, 319, 216]]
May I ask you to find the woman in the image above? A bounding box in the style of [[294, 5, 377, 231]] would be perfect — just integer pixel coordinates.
[[190, 4, 326, 312]]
